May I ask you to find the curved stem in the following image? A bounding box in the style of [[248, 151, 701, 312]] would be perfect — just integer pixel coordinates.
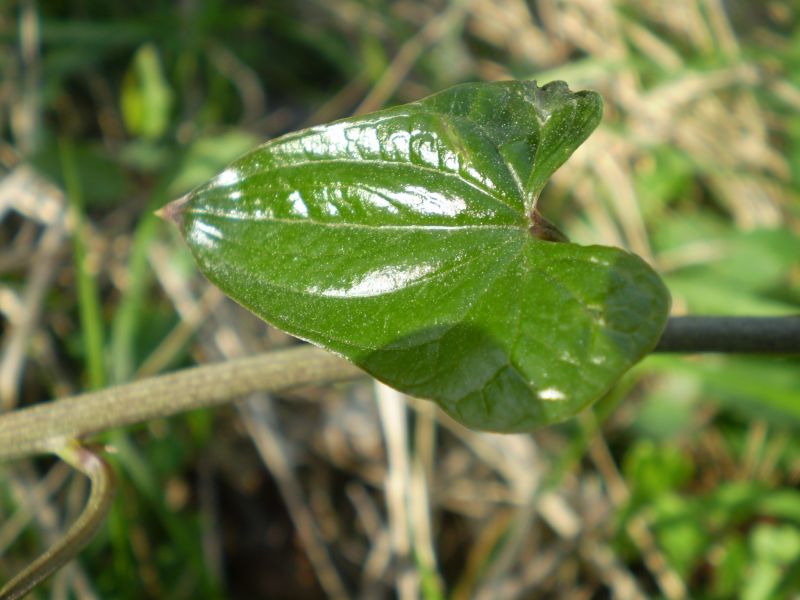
[[0, 441, 115, 600], [655, 316, 800, 353]]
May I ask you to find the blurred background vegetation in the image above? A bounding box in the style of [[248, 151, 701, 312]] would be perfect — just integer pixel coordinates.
[[1, 0, 799, 598]]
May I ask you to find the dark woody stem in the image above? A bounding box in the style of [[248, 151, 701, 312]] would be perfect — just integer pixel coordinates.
[[655, 316, 800, 353]]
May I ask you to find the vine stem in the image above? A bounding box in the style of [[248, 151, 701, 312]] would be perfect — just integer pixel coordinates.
[[655, 316, 800, 353], [0, 442, 115, 600], [0, 346, 362, 462], [0, 317, 797, 463]]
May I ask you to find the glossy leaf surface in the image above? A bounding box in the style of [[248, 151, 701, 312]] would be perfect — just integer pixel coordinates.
[[172, 81, 670, 431]]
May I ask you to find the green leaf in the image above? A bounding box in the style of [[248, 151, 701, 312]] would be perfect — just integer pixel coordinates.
[[622, 440, 693, 502], [170, 80, 670, 431], [121, 43, 173, 140]]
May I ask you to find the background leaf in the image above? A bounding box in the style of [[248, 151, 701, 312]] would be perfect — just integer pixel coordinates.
[[121, 43, 174, 140]]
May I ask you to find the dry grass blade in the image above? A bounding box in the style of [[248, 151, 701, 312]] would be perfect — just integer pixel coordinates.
[[355, 0, 471, 114], [588, 431, 688, 600], [0, 167, 70, 410], [239, 394, 350, 600]]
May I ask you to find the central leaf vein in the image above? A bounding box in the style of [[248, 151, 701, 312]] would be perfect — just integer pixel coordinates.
[[191, 209, 522, 231]]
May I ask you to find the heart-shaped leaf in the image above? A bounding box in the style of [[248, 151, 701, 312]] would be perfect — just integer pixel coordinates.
[[168, 80, 670, 432]]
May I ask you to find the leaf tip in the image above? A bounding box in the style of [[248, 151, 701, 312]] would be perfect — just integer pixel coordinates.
[[156, 194, 190, 228]]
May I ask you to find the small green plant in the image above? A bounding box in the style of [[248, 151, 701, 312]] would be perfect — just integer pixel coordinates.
[[0, 80, 797, 598], [167, 80, 670, 431]]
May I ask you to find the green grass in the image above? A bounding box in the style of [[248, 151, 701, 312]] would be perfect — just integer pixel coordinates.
[[60, 138, 106, 391]]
